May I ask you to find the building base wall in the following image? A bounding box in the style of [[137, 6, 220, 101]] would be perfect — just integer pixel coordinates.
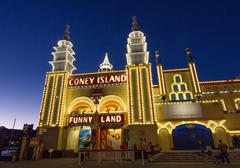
[[39, 127, 63, 150], [128, 124, 158, 149]]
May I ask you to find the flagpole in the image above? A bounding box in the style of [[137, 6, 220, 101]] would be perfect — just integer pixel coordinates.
[[9, 118, 16, 148]]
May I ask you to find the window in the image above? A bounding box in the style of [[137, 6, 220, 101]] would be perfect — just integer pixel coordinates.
[[180, 84, 186, 91], [173, 85, 179, 91], [178, 93, 184, 100], [186, 93, 192, 100], [170, 93, 177, 101], [169, 74, 193, 101], [175, 76, 181, 83]]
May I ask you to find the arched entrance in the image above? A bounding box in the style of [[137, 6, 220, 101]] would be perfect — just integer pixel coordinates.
[[98, 95, 126, 150], [172, 124, 213, 150], [159, 128, 171, 151], [215, 127, 228, 144], [66, 97, 96, 152]]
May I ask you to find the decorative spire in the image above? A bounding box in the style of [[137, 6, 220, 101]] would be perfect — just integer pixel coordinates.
[[185, 48, 193, 62], [131, 16, 140, 31], [99, 52, 113, 72], [155, 50, 161, 64], [63, 25, 71, 41]]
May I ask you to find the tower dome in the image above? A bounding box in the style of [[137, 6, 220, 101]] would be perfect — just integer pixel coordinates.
[[126, 16, 149, 65]]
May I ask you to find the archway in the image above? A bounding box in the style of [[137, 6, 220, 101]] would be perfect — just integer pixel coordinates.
[[66, 97, 96, 152], [68, 97, 96, 114], [97, 95, 126, 149], [159, 128, 171, 151], [98, 95, 126, 113], [215, 127, 228, 144], [172, 124, 213, 150]]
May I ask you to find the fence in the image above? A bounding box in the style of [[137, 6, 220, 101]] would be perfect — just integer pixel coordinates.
[[78, 150, 146, 165]]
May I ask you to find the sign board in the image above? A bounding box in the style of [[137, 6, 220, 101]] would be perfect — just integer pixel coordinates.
[[99, 114, 124, 125], [162, 103, 202, 119], [68, 115, 94, 125], [68, 71, 127, 87], [68, 113, 124, 126]]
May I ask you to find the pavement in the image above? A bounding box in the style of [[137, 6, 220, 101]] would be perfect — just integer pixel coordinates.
[[0, 159, 240, 168]]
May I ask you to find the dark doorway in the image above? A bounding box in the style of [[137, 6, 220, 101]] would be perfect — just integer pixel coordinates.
[[172, 124, 213, 150]]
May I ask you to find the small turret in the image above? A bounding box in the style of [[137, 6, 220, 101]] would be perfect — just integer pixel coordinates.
[[63, 25, 71, 41], [155, 50, 161, 64], [99, 52, 113, 72], [131, 16, 140, 31], [185, 48, 193, 62]]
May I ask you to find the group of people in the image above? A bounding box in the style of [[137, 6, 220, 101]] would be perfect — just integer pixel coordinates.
[[131, 139, 232, 164], [199, 139, 230, 164], [128, 142, 160, 162]]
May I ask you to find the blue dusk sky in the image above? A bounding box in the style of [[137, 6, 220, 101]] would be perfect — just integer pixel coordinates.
[[0, 0, 239, 129]]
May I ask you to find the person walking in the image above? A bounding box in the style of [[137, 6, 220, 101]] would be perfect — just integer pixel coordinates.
[[232, 135, 240, 148], [120, 141, 126, 159], [218, 140, 230, 164]]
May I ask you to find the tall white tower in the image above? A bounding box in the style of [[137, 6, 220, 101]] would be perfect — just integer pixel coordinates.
[[49, 25, 76, 73], [126, 17, 156, 125], [126, 16, 149, 65], [99, 52, 113, 72]]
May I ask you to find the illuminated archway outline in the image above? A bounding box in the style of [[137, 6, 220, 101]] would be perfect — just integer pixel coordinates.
[[68, 96, 96, 114], [97, 95, 126, 112]]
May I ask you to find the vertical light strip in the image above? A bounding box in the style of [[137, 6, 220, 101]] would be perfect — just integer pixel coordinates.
[[160, 66, 166, 95], [59, 73, 68, 126], [148, 64, 157, 123], [56, 73, 64, 126], [145, 65, 152, 124], [220, 99, 227, 111], [136, 67, 143, 124], [189, 63, 198, 93], [49, 75, 59, 125], [234, 99, 240, 110], [47, 75, 56, 125], [126, 67, 132, 124], [156, 65, 163, 95], [192, 63, 201, 93], [138, 67, 144, 124], [38, 75, 49, 127]]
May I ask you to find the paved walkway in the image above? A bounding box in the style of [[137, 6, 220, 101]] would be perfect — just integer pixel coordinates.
[[1, 159, 240, 168]]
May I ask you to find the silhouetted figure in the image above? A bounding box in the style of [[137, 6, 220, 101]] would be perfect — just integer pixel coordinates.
[[232, 135, 240, 148], [198, 140, 206, 157], [218, 140, 230, 164]]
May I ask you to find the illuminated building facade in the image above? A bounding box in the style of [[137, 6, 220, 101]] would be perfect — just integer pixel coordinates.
[[38, 17, 240, 152]]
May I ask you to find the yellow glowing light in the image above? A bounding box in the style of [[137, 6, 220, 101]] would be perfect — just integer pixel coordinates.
[[200, 79, 240, 85], [157, 119, 229, 134], [234, 98, 240, 110], [163, 68, 189, 73]]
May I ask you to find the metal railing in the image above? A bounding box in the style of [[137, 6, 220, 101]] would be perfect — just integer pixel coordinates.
[[78, 150, 146, 165]]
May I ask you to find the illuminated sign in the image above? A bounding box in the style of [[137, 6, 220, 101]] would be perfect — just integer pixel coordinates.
[[68, 116, 93, 125], [99, 114, 124, 125], [68, 114, 124, 126], [68, 72, 127, 87]]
